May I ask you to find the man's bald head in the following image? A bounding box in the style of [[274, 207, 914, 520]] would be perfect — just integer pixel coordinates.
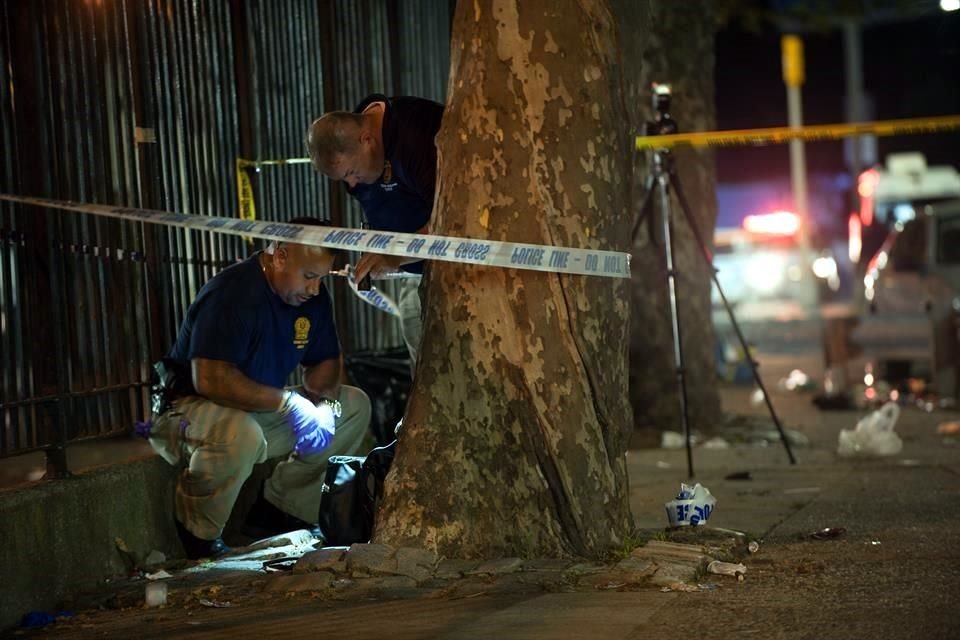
[[263, 217, 342, 307]]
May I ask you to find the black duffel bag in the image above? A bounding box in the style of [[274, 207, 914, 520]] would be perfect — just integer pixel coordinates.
[[318, 439, 396, 546]]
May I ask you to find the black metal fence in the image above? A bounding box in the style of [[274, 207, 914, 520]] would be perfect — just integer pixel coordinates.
[[0, 0, 450, 466]]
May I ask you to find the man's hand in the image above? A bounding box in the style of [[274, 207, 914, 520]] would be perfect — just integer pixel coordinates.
[[277, 391, 335, 456], [353, 253, 408, 285]]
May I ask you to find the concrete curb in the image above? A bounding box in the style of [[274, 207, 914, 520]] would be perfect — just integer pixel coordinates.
[[0, 456, 179, 629]]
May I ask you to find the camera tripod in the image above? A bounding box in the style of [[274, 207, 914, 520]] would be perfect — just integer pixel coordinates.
[[633, 84, 796, 478]]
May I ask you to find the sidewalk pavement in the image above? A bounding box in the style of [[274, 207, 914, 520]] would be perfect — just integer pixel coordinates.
[[6, 376, 957, 640]]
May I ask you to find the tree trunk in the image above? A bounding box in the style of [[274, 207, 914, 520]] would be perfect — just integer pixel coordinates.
[[375, 0, 634, 559], [617, 0, 722, 443]]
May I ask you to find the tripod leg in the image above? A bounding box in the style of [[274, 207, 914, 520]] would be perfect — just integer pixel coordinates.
[[670, 173, 797, 464], [656, 174, 695, 479], [631, 174, 657, 243], [671, 174, 718, 265]]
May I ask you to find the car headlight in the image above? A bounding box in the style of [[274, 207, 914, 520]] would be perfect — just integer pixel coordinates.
[[744, 254, 785, 293], [812, 256, 837, 280]]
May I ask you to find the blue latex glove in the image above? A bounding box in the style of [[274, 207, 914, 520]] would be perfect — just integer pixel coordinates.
[[277, 391, 335, 456]]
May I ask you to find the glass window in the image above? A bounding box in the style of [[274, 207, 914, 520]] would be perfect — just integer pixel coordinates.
[[888, 218, 926, 273], [936, 214, 960, 265]]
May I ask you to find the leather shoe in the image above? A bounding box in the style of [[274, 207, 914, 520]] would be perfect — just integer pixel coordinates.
[[175, 519, 231, 560]]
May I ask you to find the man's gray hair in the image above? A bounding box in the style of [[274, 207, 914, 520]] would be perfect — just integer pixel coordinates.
[[305, 112, 364, 175]]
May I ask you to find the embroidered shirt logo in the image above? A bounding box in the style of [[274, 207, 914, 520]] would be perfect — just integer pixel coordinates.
[[293, 317, 311, 349], [380, 160, 397, 192]]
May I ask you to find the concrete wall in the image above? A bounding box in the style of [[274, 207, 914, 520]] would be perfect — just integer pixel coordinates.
[[0, 457, 179, 630]]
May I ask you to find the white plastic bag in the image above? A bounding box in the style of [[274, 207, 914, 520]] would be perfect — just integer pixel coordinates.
[[837, 401, 903, 458]]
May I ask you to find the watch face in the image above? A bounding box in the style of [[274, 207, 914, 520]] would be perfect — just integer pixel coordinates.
[[322, 398, 342, 418]]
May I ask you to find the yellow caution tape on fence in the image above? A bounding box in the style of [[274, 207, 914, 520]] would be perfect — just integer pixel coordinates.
[[635, 115, 960, 150], [235, 159, 257, 222], [235, 158, 313, 240], [235, 159, 258, 244]]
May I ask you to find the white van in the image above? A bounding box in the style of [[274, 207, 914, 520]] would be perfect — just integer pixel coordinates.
[[854, 152, 960, 267], [853, 198, 960, 399]]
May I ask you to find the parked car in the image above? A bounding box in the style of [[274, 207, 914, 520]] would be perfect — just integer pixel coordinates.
[[712, 210, 819, 325]]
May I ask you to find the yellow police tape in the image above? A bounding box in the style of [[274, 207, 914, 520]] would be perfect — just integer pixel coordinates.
[[635, 114, 960, 150], [235, 159, 258, 244], [235, 158, 312, 222]]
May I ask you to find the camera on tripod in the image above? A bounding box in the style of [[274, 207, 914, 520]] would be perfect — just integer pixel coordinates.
[[643, 83, 678, 138], [632, 81, 797, 476]]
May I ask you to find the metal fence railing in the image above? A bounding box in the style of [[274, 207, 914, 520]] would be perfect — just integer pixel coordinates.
[[0, 0, 450, 470]]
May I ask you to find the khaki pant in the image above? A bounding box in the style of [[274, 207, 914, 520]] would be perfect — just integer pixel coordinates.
[[398, 275, 423, 367], [148, 385, 372, 540]]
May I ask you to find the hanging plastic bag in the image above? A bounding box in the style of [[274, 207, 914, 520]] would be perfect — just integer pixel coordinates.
[[837, 401, 903, 458]]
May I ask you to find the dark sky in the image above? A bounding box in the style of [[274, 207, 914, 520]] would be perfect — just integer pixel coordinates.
[[714, 10, 960, 184]]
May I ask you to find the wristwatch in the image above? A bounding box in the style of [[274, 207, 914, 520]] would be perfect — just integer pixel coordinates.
[[319, 398, 342, 419]]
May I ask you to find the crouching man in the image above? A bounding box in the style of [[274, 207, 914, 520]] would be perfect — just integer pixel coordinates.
[[144, 217, 372, 559]]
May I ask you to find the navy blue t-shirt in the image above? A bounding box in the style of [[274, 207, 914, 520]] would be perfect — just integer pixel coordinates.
[[167, 254, 340, 390], [347, 94, 444, 274]]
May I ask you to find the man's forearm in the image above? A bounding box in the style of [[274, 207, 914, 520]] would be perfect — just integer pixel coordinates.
[[302, 358, 341, 401], [192, 358, 284, 412]]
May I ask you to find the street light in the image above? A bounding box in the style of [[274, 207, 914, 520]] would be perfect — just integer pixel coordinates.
[[942, 0, 960, 12]]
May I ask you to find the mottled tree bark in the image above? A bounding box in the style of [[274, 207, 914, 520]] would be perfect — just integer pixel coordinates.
[[375, 0, 634, 559], [616, 0, 723, 442]]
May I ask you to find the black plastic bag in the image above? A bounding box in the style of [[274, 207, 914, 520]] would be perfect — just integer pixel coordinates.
[[318, 440, 396, 546]]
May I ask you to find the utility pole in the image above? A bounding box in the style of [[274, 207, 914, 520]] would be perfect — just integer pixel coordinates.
[[842, 20, 864, 178], [781, 34, 810, 252], [842, 19, 877, 180]]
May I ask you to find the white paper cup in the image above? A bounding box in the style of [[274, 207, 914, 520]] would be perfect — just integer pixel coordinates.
[[664, 483, 717, 527]]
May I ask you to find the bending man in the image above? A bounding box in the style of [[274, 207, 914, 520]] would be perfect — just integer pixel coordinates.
[[145, 218, 372, 559], [305, 93, 443, 365]]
